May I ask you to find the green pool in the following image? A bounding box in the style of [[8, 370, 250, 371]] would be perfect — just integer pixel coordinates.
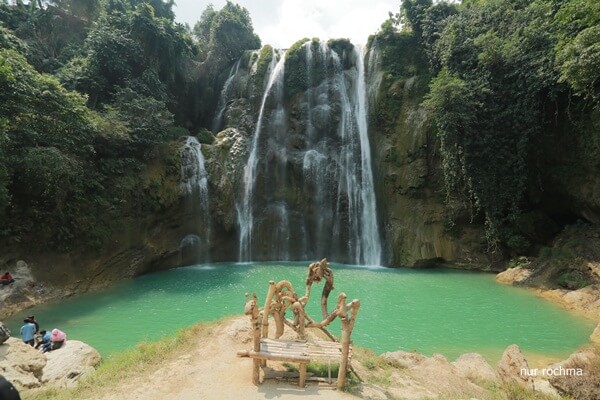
[[6, 262, 595, 365]]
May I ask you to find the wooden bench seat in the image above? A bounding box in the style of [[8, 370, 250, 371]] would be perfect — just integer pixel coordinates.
[[241, 338, 352, 386]]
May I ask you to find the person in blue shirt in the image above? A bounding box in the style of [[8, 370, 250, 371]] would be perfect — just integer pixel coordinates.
[[35, 330, 51, 350], [19, 319, 35, 346]]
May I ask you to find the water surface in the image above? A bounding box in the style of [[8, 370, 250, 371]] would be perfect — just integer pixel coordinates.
[[6, 262, 594, 364]]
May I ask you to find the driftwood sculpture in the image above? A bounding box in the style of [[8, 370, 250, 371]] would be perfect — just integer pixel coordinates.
[[239, 258, 360, 390]]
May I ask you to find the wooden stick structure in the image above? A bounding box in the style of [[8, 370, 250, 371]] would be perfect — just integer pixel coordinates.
[[240, 259, 360, 391]]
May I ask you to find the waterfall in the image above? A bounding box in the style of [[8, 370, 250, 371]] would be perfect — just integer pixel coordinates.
[[354, 45, 382, 265], [212, 59, 241, 133], [237, 49, 286, 261], [180, 136, 210, 263], [228, 41, 381, 265]]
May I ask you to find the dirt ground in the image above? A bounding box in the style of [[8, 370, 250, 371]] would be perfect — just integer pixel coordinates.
[[94, 317, 358, 400]]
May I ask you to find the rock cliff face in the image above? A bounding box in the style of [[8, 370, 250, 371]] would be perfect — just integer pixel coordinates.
[[0, 143, 188, 318], [366, 37, 491, 268]]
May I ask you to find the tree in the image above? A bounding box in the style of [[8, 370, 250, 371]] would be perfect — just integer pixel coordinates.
[[554, 0, 600, 105], [421, 0, 560, 250], [194, 1, 260, 69]]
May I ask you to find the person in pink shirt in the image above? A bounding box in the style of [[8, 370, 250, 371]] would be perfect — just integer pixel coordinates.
[[42, 329, 66, 353]]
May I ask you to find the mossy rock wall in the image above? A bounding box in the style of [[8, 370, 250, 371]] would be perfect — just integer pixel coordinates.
[[368, 34, 491, 268]]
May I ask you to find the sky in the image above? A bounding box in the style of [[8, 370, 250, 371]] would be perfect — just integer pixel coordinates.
[[173, 0, 401, 48]]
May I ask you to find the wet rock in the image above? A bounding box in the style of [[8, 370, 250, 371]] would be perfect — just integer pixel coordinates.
[[496, 344, 533, 389], [453, 353, 497, 382]]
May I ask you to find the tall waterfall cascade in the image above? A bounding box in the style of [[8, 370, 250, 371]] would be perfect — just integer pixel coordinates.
[[179, 136, 211, 263], [237, 49, 286, 262], [216, 40, 382, 265]]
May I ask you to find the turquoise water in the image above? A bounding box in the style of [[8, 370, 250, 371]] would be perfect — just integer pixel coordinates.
[[5, 262, 595, 364]]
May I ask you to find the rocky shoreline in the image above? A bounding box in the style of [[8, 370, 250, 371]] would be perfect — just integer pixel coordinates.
[[3, 256, 600, 398], [496, 267, 600, 345], [0, 335, 100, 393], [5, 315, 598, 400]]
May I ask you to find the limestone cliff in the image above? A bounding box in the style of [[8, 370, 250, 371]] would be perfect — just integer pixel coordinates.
[[366, 35, 491, 268]]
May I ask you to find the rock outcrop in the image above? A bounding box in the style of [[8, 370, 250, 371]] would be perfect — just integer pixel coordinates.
[[496, 344, 533, 389], [496, 267, 533, 285], [0, 322, 10, 344], [535, 284, 600, 321], [379, 350, 491, 399], [0, 338, 46, 389], [547, 347, 600, 400], [43, 340, 101, 388], [452, 352, 497, 382], [591, 322, 600, 344], [0, 337, 100, 392], [382, 350, 426, 369]]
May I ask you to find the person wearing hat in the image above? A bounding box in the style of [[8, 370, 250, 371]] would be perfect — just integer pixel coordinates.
[[19, 319, 35, 346], [42, 328, 66, 352], [0, 375, 20, 400], [27, 315, 39, 334]]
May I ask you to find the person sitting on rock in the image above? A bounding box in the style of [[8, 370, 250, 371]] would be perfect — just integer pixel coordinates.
[[35, 330, 51, 350], [19, 319, 36, 346], [43, 328, 66, 353], [0, 272, 14, 286]]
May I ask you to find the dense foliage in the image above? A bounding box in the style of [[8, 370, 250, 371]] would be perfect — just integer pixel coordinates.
[[0, 0, 260, 252], [395, 0, 600, 252]]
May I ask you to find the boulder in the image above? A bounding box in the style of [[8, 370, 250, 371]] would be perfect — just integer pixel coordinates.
[[452, 353, 497, 382], [0, 337, 46, 390], [0, 322, 10, 344], [547, 348, 600, 400], [496, 344, 533, 389], [407, 353, 486, 397], [496, 267, 533, 285], [42, 340, 101, 388], [533, 378, 560, 398], [382, 350, 426, 369]]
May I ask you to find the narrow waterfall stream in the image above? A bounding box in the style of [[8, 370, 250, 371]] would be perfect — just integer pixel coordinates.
[[212, 59, 241, 133], [354, 45, 382, 265], [236, 49, 286, 261], [179, 136, 211, 263]]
